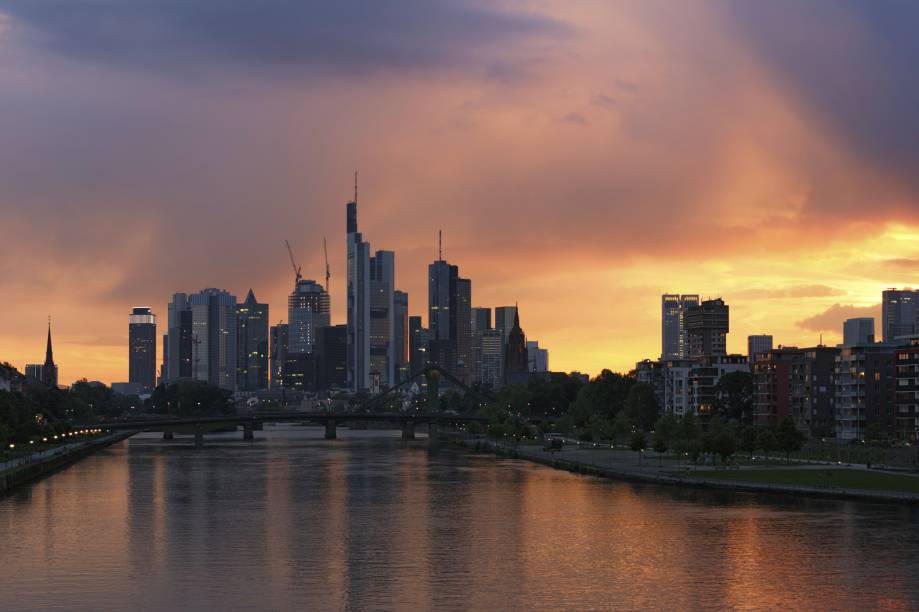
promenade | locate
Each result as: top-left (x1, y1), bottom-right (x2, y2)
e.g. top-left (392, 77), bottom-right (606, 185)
top-left (469, 439), bottom-right (919, 505)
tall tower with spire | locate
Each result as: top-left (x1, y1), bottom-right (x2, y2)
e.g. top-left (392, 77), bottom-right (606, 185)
top-left (42, 317), bottom-right (59, 388)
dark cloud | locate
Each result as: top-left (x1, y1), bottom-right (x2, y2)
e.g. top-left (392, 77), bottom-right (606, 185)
top-left (721, 0), bottom-right (919, 195)
top-left (2, 0), bottom-right (569, 75)
top-left (796, 303), bottom-right (880, 333)
top-left (562, 111), bottom-right (587, 125)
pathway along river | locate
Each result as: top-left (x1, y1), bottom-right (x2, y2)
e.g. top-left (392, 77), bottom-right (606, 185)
top-left (2, 426), bottom-right (919, 611)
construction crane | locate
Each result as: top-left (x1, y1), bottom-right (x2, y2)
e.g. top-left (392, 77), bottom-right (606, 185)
top-left (323, 236), bottom-right (331, 293)
top-left (285, 239), bottom-right (302, 285)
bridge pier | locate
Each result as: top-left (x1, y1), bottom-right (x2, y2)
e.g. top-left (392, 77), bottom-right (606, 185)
top-left (243, 423), bottom-right (254, 441)
top-left (324, 420), bottom-right (337, 440)
top-left (162, 431), bottom-right (174, 441)
top-left (194, 432), bottom-right (204, 449)
top-left (401, 420), bottom-right (416, 441)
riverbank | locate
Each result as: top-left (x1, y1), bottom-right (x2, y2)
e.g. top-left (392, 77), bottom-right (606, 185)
top-left (462, 438), bottom-right (919, 506)
top-left (0, 431), bottom-right (135, 496)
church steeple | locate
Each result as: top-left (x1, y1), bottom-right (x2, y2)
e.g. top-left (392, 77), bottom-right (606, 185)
top-left (44, 317), bottom-right (55, 368)
top-left (42, 317), bottom-right (59, 388)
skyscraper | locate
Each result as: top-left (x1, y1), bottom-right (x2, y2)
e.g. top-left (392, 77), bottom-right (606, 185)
top-left (882, 289), bottom-right (919, 342)
top-left (316, 324), bottom-right (347, 390)
top-left (237, 290), bottom-right (269, 390)
top-left (428, 256), bottom-right (472, 382)
top-left (346, 197), bottom-right (371, 391)
top-left (843, 317), bottom-right (875, 347)
top-left (479, 328), bottom-right (504, 389)
top-left (128, 307), bottom-right (157, 391)
top-left (747, 334), bottom-right (773, 364)
top-left (393, 291), bottom-right (409, 384)
top-left (41, 320), bottom-right (58, 388)
top-left (369, 250), bottom-right (395, 389)
top-left (289, 280), bottom-right (330, 354)
top-left (165, 293), bottom-right (193, 383)
top-left (494, 306), bottom-right (518, 343)
top-left (685, 298), bottom-right (728, 358)
top-left (181, 288), bottom-right (238, 390)
top-left (662, 294), bottom-right (700, 359)
top-left (471, 307), bottom-right (492, 383)
top-left (409, 315), bottom-right (429, 376)
top-left (269, 323), bottom-right (289, 388)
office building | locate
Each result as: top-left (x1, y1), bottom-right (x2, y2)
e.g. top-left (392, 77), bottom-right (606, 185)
top-left (494, 306), bottom-right (518, 343)
top-left (685, 298), bottom-right (729, 358)
top-left (471, 307), bottom-right (492, 384)
top-left (428, 257), bottom-right (473, 383)
top-left (526, 340), bottom-right (549, 373)
top-left (369, 250), bottom-right (396, 390)
top-left (662, 294), bottom-right (700, 359)
top-left (128, 307), bottom-right (157, 391)
top-left (346, 197), bottom-right (371, 391)
top-left (317, 324), bottom-right (348, 390)
top-left (409, 316), bottom-right (429, 376)
top-left (289, 280), bottom-right (330, 354)
top-left (479, 328), bottom-right (504, 389)
top-left (393, 291), bottom-right (409, 384)
top-left (237, 290), bottom-right (269, 391)
top-left (689, 354), bottom-right (748, 419)
top-left (269, 323), bottom-right (289, 388)
top-left (882, 288), bottom-right (919, 342)
top-left (165, 293), bottom-right (193, 383)
top-left (747, 335), bottom-right (773, 365)
top-left (166, 288), bottom-right (238, 390)
top-left (843, 317), bottom-right (875, 347)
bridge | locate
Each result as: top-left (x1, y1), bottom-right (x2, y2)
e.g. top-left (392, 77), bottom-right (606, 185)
top-left (76, 411), bottom-right (503, 448)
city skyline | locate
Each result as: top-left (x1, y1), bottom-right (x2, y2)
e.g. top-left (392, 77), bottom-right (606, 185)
top-left (2, 1), bottom-right (918, 384)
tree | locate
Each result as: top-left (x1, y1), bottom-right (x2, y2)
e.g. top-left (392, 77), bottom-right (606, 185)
top-left (739, 425), bottom-right (758, 461)
top-left (568, 370), bottom-right (635, 423)
top-left (711, 429), bottom-right (736, 465)
top-left (630, 430), bottom-right (647, 465)
top-left (864, 422), bottom-right (883, 444)
top-left (713, 371), bottom-right (754, 424)
top-left (486, 423), bottom-right (506, 443)
top-left (466, 421), bottom-right (484, 436)
top-left (624, 383), bottom-right (660, 431)
top-left (756, 428), bottom-right (778, 462)
top-left (775, 417), bottom-right (805, 462)
top-left (653, 429), bottom-right (669, 466)
top-left (611, 411), bottom-right (634, 442)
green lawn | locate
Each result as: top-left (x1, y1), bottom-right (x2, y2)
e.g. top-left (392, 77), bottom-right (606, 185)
top-left (691, 468), bottom-right (919, 494)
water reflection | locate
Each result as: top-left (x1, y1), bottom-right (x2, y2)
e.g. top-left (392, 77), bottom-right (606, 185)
top-left (1, 425), bottom-right (918, 611)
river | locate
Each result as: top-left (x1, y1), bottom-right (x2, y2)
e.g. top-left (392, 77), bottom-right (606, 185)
top-left (2, 425), bottom-right (918, 611)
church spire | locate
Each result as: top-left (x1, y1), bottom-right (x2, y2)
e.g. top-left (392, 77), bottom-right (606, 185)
top-left (44, 316), bottom-right (55, 367)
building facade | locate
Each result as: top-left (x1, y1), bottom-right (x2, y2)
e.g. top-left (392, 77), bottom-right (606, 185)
top-left (747, 334), bottom-right (773, 365)
top-left (346, 199), bottom-right (371, 391)
top-left (526, 340), bottom-right (549, 373)
top-left (882, 289), bottom-right (919, 342)
top-left (662, 294), bottom-right (700, 359)
top-left (895, 340), bottom-right (919, 441)
top-left (393, 290), bottom-right (409, 384)
top-left (369, 250), bottom-right (395, 390)
top-left (843, 317), bottom-right (875, 347)
top-left (128, 307), bottom-right (157, 391)
top-left (835, 344), bottom-right (897, 441)
top-left (236, 290), bottom-right (269, 391)
top-left (685, 298), bottom-right (728, 358)
top-left (269, 323), bottom-right (289, 389)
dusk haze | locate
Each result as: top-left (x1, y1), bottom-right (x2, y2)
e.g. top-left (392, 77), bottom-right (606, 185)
top-left (2, 2), bottom-right (919, 611)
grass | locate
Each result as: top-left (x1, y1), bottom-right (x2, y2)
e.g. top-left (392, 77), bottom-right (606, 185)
top-left (691, 468), bottom-right (919, 494)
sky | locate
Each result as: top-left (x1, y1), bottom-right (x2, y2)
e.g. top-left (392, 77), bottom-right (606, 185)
top-left (1, 0), bottom-right (918, 385)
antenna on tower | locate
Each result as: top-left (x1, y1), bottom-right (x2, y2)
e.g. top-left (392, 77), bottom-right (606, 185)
top-left (438, 230), bottom-right (443, 260)
top-left (354, 170), bottom-right (358, 204)
top-left (323, 236), bottom-right (331, 293)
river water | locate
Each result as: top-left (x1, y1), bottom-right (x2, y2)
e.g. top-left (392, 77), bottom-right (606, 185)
top-left (2, 425), bottom-right (918, 611)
